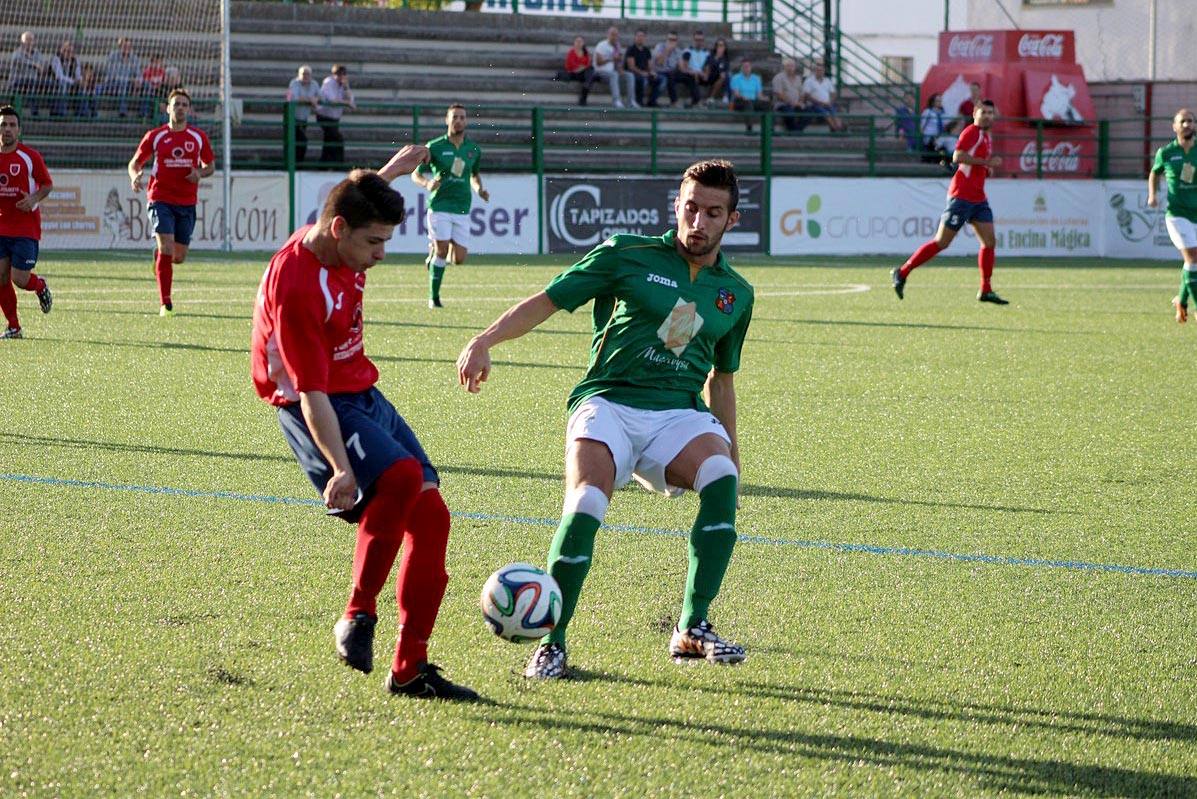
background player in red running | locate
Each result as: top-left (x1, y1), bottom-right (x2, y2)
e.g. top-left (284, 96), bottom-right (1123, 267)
top-left (128, 88), bottom-right (214, 317)
top-left (0, 105), bottom-right (54, 340)
top-left (891, 99), bottom-right (1009, 305)
top-left (250, 144), bottom-right (479, 702)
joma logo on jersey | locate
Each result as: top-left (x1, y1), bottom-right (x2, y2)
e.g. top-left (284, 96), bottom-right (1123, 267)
top-left (646, 273), bottom-right (678, 288)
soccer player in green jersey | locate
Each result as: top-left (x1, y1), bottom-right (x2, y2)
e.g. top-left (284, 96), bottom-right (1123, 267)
top-left (411, 104), bottom-right (488, 309)
top-left (456, 160), bottom-right (754, 679)
top-left (1148, 108), bottom-right (1197, 323)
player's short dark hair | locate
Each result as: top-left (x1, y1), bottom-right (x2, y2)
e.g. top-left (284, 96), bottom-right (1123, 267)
top-left (320, 169), bottom-right (406, 230)
top-left (167, 88), bottom-right (190, 104)
top-left (681, 159), bottom-right (739, 213)
top-left (447, 103), bottom-right (466, 114)
top-left (980, 99), bottom-right (995, 109)
top-left (0, 105), bottom-right (19, 123)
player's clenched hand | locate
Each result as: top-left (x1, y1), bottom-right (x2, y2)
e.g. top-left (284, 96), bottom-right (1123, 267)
top-left (130, 174), bottom-right (143, 193)
top-left (186, 168), bottom-right (202, 184)
top-left (987, 156), bottom-right (1002, 169)
top-left (456, 338), bottom-right (491, 394)
top-left (15, 194), bottom-right (35, 212)
top-left (324, 469), bottom-right (358, 511)
top-left (477, 188), bottom-right (490, 202)
top-left (1147, 195), bottom-right (1159, 208)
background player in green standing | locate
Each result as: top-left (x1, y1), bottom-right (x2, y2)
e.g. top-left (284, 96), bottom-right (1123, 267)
top-left (456, 159), bottom-right (754, 680)
top-left (1148, 108), bottom-right (1197, 323)
top-left (411, 104), bottom-right (488, 308)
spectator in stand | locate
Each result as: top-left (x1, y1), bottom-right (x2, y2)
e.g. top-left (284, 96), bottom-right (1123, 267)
top-left (562, 36), bottom-right (596, 106)
top-left (703, 38), bottom-right (731, 106)
top-left (958, 81), bottom-right (983, 120)
top-left (920, 93), bottom-right (956, 164)
top-left (50, 39), bottom-right (82, 117)
top-left (102, 37), bottom-right (142, 118)
top-left (772, 57), bottom-right (807, 132)
top-left (893, 92), bottom-right (919, 151)
top-left (651, 31), bottom-right (684, 107)
top-left (285, 64), bottom-right (321, 163)
top-left (140, 53), bottom-right (166, 119)
top-left (802, 60), bottom-right (845, 132)
top-left (729, 58), bottom-right (768, 133)
top-left (318, 63), bottom-right (355, 165)
top-left (9, 32), bottom-right (47, 117)
top-left (78, 63), bottom-right (100, 118)
top-left (624, 29), bottom-right (658, 108)
top-left (674, 29), bottom-right (707, 107)
top-left (593, 26), bottom-right (634, 109)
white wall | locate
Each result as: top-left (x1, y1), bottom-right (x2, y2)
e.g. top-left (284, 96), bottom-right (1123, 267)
top-left (966, 0), bottom-right (1194, 81)
top-left (837, 0), bottom-right (969, 81)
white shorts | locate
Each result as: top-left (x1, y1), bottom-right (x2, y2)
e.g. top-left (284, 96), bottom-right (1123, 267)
top-left (427, 210), bottom-right (470, 246)
top-left (1166, 215), bottom-right (1197, 251)
top-left (565, 395), bottom-right (731, 497)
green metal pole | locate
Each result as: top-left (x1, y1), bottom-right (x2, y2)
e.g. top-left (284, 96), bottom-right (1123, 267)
top-left (867, 115), bottom-right (876, 176)
top-left (1036, 120), bottom-right (1044, 180)
top-left (512, 0), bottom-right (518, 13)
top-left (533, 107), bottom-right (544, 254)
top-left (721, 0), bottom-right (728, 24)
top-left (650, 109), bottom-right (659, 175)
top-left (412, 104), bottom-right (420, 144)
top-left (943, 0), bottom-right (949, 31)
top-left (1097, 119), bottom-right (1109, 179)
top-left (284, 101), bottom-right (296, 233)
top-left (762, 113), bottom-right (773, 255)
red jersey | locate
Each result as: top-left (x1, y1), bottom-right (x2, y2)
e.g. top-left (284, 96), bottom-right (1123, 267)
top-left (0, 144), bottom-right (52, 241)
top-left (133, 124), bottom-right (214, 206)
top-left (947, 124), bottom-right (991, 203)
top-left (251, 226), bottom-right (379, 407)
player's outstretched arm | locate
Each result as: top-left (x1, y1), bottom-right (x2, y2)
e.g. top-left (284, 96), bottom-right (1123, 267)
top-left (299, 390), bottom-right (358, 511)
top-left (378, 144), bottom-right (429, 183)
top-left (456, 291), bottom-right (559, 394)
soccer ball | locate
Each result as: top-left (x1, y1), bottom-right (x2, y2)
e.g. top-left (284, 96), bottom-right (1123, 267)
top-left (480, 563), bottom-right (562, 643)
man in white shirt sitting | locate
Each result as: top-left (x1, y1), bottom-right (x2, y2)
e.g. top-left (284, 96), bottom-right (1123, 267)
top-left (594, 26), bottom-right (636, 109)
top-left (801, 61), bottom-right (845, 132)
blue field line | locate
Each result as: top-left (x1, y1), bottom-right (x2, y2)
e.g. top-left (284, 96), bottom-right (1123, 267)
top-left (4, 471), bottom-right (1196, 581)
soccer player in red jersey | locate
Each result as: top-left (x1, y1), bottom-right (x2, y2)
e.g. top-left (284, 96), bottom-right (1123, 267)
top-left (0, 105), bottom-right (54, 339)
top-left (892, 99), bottom-right (1009, 305)
top-left (128, 89), bottom-right (214, 317)
top-left (251, 144), bottom-right (479, 702)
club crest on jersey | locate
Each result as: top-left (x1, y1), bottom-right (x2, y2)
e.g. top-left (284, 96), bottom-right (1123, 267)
top-left (8, 163), bottom-right (19, 176)
top-left (656, 297), bottom-right (704, 356)
top-left (715, 288), bottom-right (736, 314)
top-left (184, 141), bottom-right (196, 153)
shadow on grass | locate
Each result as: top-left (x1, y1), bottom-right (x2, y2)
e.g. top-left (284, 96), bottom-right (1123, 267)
top-left (740, 483), bottom-right (1066, 515)
top-left (37, 336), bottom-right (577, 371)
top-left (474, 697), bottom-right (1196, 795)
top-left (1, 430), bottom-right (1057, 515)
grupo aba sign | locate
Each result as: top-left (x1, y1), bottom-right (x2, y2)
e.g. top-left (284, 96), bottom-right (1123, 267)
top-left (771, 177), bottom-right (1100, 257)
top-left (40, 170), bottom-right (287, 251)
top-left (295, 172), bottom-right (537, 255)
top-left (544, 175), bottom-right (763, 254)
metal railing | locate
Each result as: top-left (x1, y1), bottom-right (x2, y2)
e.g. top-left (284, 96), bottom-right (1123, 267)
top-left (5, 91), bottom-right (1174, 183)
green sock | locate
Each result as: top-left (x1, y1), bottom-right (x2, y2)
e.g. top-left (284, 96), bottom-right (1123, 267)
top-left (429, 265), bottom-right (445, 301)
top-left (680, 475), bottom-right (739, 629)
top-left (544, 512), bottom-right (600, 647)
top-left (1181, 268), bottom-right (1197, 308)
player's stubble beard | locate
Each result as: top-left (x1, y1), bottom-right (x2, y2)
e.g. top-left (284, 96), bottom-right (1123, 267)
top-left (677, 219), bottom-right (730, 260)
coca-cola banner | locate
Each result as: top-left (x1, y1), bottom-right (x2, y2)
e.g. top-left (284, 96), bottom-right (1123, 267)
top-left (940, 30), bottom-right (1075, 64)
top-left (771, 177), bottom-right (1102, 258)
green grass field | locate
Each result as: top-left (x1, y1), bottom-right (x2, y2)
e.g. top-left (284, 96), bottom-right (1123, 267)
top-left (2, 250), bottom-right (1196, 797)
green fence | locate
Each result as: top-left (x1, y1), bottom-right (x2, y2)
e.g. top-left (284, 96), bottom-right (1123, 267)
top-left (3, 91), bottom-right (1175, 183)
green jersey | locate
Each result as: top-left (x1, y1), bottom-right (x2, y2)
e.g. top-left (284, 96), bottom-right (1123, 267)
top-left (544, 231), bottom-right (754, 414)
top-left (1152, 140), bottom-right (1197, 223)
top-left (418, 134), bottom-right (482, 215)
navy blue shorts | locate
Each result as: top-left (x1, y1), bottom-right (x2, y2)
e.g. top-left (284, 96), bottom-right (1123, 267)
top-left (0, 236), bottom-right (38, 271)
top-left (941, 197), bottom-right (993, 231)
top-left (278, 387), bottom-right (439, 524)
top-left (148, 201), bottom-right (197, 245)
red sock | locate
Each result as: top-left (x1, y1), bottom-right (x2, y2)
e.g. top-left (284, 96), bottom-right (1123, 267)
top-left (154, 250), bottom-right (173, 307)
top-left (391, 487), bottom-right (451, 681)
top-left (0, 276), bottom-right (18, 329)
top-left (21, 273), bottom-right (45, 294)
top-left (978, 247), bottom-right (995, 293)
top-left (345, 458), bottom-right (424, 619)
top-left (899, 240), bottom-right (943, 279)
